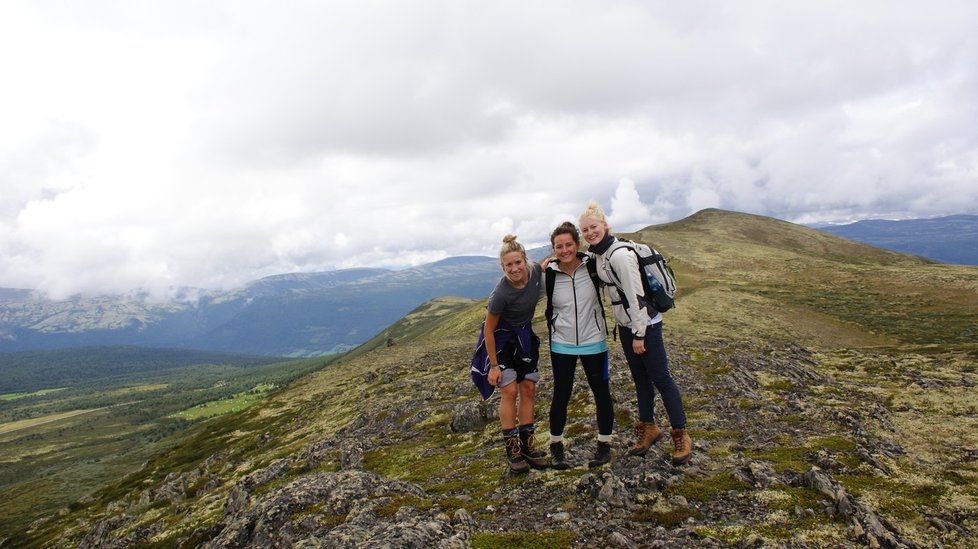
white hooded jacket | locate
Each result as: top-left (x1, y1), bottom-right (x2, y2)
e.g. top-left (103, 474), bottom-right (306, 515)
top-left (545, 254), bottom-right (607, 347)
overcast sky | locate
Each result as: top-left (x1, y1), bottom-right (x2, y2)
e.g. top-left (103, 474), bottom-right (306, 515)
top-left (2, 1), bottom-right (976, 299)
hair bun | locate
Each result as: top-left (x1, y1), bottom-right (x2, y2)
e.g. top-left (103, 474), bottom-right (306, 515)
top-left (502, 234), bottom-right (518, 244)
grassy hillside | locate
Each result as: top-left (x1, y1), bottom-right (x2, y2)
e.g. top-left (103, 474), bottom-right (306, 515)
top-left (8, 209), bottom-right (977, 548)
top-left (343, 296), bottom-right (480, 360)
top-left (0, 349), bottom-right (332, 537)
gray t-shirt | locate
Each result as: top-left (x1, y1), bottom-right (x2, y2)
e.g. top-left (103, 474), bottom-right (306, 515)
top-left (487, 262), bottom-right (544, 327)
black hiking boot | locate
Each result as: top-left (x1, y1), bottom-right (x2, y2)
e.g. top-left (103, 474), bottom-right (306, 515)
top-left (588, 441), bottom-right (612, 468)
top-left (519, 429), bottom-right (546, 459)
top-left (550, 442), bottom-right (570, 470)
top-left (504, 435), bottom-right (529, 474)
top-left (519, 431), bottom-right (548, 469)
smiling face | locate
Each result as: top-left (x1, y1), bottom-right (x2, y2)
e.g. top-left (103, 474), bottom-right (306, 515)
top-left (501, 250), bottom-right (528, 286)
top-left (552, 232), bottom-right (580, 265)
top-left (579, 216), bottom-right (609, 246)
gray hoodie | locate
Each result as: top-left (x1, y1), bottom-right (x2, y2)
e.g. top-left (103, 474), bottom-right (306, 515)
top-left (546, 255), bottom-right (607, 347)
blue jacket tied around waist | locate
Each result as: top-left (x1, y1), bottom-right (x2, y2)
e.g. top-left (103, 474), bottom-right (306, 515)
top-left (470, 318), bottom-right (540, 400)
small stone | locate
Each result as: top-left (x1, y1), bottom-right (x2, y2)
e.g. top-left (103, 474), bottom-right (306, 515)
top-left (608, 531), bottom-right (638, 548)
top-left (668, 495), bottom-right (689, 508)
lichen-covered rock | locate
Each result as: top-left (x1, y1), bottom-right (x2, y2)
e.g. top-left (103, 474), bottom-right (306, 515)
top-left (202, 470), bottom-right (433, 548)
top-left (448, 400), bottom-right (485, 433)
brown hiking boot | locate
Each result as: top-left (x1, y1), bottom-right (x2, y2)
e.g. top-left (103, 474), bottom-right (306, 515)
top-left (504, 435), bottom-right (529, 473)
top-left (628, 420), bottom-right (665, 456)
top-left (671, 428), bottom-right (692, 466)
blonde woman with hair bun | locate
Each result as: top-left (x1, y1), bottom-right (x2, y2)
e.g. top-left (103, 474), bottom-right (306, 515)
top-left (471, 234), bottom-right (547, 473)
top-left (579, 201), bottom-right (692, 466)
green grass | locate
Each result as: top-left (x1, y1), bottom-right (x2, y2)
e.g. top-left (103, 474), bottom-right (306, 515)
top-left (669, 472), bottom-right (747, 502)
top-left (170, 384), bottom-right (277, 420)
top-left (0, 388), bottom-right (69, 401)
top-left (836, 473), bottom-right (946, 520)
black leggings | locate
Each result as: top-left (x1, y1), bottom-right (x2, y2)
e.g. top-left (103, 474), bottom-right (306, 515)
top-left (549, 351), bottom-right (614, 437)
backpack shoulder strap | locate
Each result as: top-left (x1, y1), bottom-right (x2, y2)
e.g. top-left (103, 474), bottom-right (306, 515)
top-left (544, 267), bottom-right (557, 332)
top-left (583, 256), bottom-right (608, 335)
top-left (584, 255), bottom-right (600, 293)
top-left (604, 240), bottom-right (635, 288)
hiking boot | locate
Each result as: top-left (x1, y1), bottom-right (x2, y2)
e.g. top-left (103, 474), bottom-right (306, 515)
top-left (519, 429), bottom-right (547, 459)
top-left (517, 433), bottom-right (547, 469)
top-left (671, 428), bottom-right (692, 466)
top-left (550, 442), bottom-right (571, 470)
top-left (504, 435), bottom-right (529, 473)
top-left (588, 441), bottom-right (612, 468)
top-left (628, 420), bottom-right (665, 456)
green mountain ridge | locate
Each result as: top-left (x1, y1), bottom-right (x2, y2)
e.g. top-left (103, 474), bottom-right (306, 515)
top-left (6, 208), bottom-right (977, 548)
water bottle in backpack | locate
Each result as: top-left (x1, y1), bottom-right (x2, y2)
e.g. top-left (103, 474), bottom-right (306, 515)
top-left (607, 239), bottom-right (677, 313)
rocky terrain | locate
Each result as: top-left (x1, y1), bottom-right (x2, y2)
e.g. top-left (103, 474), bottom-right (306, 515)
top-left (7, 209), bottom-right (977, 548)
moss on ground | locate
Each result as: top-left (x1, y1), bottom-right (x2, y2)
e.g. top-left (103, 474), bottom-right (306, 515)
top-left (670, 472), bottom-right (747, 502)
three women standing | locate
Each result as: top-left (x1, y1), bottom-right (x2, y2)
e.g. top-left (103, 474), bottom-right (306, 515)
top-left (477, 207), bottom-right (691, 472)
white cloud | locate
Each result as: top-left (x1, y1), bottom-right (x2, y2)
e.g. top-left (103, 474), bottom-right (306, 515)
top-left (608, 179), bottom-right (655, 232)
top-left (1, 0), bottom-right (977, 298)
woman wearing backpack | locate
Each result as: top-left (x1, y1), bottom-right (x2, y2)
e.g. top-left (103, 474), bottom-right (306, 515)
top-left (545, 222), bottom-right (615, 469)
top-left (481, 234), bottom-right (548, 473)
top-left (578, 201), bottom-right (692, 466)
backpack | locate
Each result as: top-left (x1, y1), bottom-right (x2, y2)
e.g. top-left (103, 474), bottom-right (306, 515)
top-left (606, 239), bottom-right (677, 314)
top-left (545, 255), bottom-right (603, 333)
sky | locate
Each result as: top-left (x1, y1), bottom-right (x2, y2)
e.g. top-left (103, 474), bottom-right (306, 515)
top-left (2, 1), bottom-right (976, 300)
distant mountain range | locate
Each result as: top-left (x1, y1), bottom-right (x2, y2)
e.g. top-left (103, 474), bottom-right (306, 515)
top-left (814, 214), bottom-right (978, 265)
top-left (0, 250), bottom-right (550, 357)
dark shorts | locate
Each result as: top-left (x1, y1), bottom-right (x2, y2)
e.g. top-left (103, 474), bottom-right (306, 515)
top-left (499, 360), bottom-right (540, 387)
top-left (497, 336), bottom-right (540, 387)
